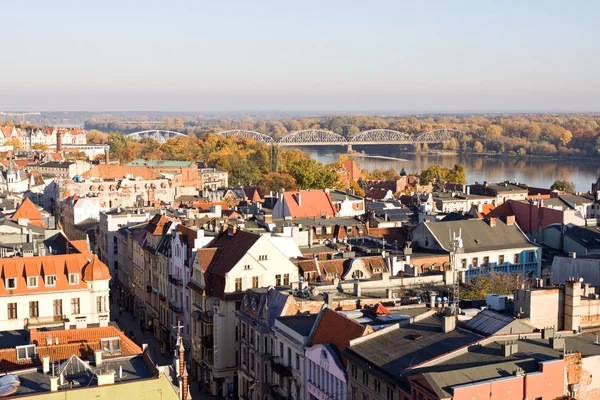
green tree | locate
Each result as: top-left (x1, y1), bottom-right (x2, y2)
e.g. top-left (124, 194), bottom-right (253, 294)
top-left (289, 159), bottom-right (340, 189)
top-left (550, 179), bottom-right (575, 193)
top-left (229, 157), bottom-right (262, 187)
top-left (446, 164), bottom-right (467, 184)
top-left (460, 272), bottom-right (524, 300)
top-left (32, 143), bottom-right (49, 151)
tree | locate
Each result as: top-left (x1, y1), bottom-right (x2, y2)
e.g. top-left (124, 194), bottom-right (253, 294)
top-left (32, 143), bottom-right (49, 151)
top-left (473, 141), bottom-right (484, 153)
top-left (560, 130), bottom-right (573, 147)
top-left (228, 157), bottom-right (262, 187)
top-left (65, 151), bottom-right (88, 161)
top-left (460, 272), bottom-right (524, 300)
top-left (446, 164), bottom-right (467, 184)
top-left (349, 180), bottom-right (365, 196)
top-left (87, 129), bottom-right (108, 144)
top-left (289, 159), bottom-right (340, 189)
top-left (4, 138), bottom-right (22, 149)
top-left (258, 172), bottom-right (297, 193)
top-left (550, 179), bottom-right (575, 193)
top-left (3, 120), bottom-right (14, 127)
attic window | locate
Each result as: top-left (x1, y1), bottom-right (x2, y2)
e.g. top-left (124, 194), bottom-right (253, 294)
top-left (69, 273), bottom-right (79, 285)
top-left (16, 344), bottom-right (36, 361)
top-left (100, 338), bottom-right (121, 354)
top-left (45, 275), bottom-right (56, 287)
top-left (258, 255), bottom-right (268, 261)
top-left (27, 276), bottom-right (38, 288)
top-left (244, 264), bottom-right (252, 270)
top-left (6, 278), bottom-right (16, 290)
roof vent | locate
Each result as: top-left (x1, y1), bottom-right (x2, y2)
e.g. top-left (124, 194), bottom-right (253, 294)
top-left (407, 334), bottom-right (423, 341)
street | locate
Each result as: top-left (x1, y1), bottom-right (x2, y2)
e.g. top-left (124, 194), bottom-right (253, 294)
top-left (111, 303), bottom-right (219, 400)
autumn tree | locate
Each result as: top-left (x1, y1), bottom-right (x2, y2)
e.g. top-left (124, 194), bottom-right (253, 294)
top-left (87, 129), bottom-right (108, 144)
top-left (259, 172), bottom-right (297, 193)
top-left (288, 159), bottom-right (340, 189)
top-left (4, 138), bottom-right (22, 149)
top-left (460, 272), bottom-right (525, 300)
top-left (32, 143), bottom-right (49, 151)
top-left (550, 179), bottom-right (575, 193)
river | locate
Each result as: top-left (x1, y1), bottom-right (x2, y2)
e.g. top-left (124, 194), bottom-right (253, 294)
top-left (303, 147), bottom-right (600, 192)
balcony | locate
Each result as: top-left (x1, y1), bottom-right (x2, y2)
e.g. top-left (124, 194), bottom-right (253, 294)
top-left (169, 303), bottom-right (183, 314)
top-left (270, 357), bottom-right (292, 377)
top-left (200, 335), bottom-right (214, 348)
top-left (25, 314), bottom-right (67, 328)
top-left (159, 293), bottom-right (167, 302)
top-left (270, 385), bottom-right (289, 400)
top-left (169, 275), bottom-right (183, 287)
top-left (200, 310), bottom-right (214, 323)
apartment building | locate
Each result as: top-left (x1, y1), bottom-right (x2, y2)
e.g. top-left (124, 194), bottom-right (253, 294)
top-left (0, 253), bottom-right (111, 331)
top-left (199, 168), bottom-right (228, 190)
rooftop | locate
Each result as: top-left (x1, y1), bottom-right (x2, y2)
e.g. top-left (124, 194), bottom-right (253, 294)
top-left (276, 314), bottom-right (319, 337)
top-left (126, 159), bottom-right (195, 168)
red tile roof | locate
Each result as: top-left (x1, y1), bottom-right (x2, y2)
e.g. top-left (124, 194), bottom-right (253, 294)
top-left (0, 326), bottom-right (142, 374)
top-left (0, 253), bottom-right (110, 295)
top-left (11, 198), bottom-right (44, 228)
top-left (196, 248), bottom-right (218, 273)
top-left (368, 303), bottom-right (390, 316)
top-left (282, 190), bottom-right (336, 218)
top-left (311, 308), bottom-right (371, 353)
top-left (144, 214), bottom-right (174, 235)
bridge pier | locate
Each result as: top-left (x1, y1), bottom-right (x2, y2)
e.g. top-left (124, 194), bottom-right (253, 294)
top-left (347, 144), bottom-right (352, 152)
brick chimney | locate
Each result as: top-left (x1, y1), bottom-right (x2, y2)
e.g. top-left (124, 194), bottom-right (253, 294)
top-left (104, 144), bottom-right (110, 164)
top-left (486, 217), bottom-right (497, 227)
top-left (179, 343), bottom-right (185, 377)
top-left (181, 362), bottom-right (189, 400)
top-left (56, 130), bottom-right (64, 152)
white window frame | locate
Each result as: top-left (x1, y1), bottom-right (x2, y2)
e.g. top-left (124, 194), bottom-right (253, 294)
top-left (100, 337), bottom-right (121, 354)
top-left (45, 275), bottom-right (56, 287)
top-left (69, 273), bottom-right (79, 285)
top-left (16, 344), bottom-right (36, 361)
top-left (27, 276), bottom-right (38, 288)
top-left (6, 278), bottom-right (16, 290)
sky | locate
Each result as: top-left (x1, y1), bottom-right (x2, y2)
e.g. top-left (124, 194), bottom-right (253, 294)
top-left (1, 0), bottom-right (599, 112)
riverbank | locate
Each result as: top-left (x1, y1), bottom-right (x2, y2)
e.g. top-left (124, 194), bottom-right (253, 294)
top-left (344, 153), bottom-right (410, 162)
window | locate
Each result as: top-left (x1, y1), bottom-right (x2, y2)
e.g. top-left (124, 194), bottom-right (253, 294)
top-left (16, 345), bottom-right (36, 361)
top-left (362, 371), bottom-right (369, 386)
top-left (471, 257), bottom-right (478, 268)
top-left (279, 342), bottom-right (283, 357)
top-left (528, 251), bottom-right (535, 263)
top-left (363, 395), bottom-right (369, 400)
top-left (287, 347), bottom-right (292, 366)
top-left (514, 253), bottom-right (520, 264)
top-left (351, 387), bottom-right (357, 400)
top-left (275, 274), bottom-right (281, 286)
top-left (461, 259), bottom-right (466, 269)
top-left (374, 379), bottom-right (381, 393)
top-left (7, 303), bottom-right (17, 319)
top-left (29, 301), bottom-right (39, 318)
top-left (283, 274), bottom-right (290, 286)
top-left (386, 387), bottom-right (393, 400)
top-left (71, 298), bottom-right (80, 314)
top-left (498, 255), bottom-right (505, 264)
top-left (97, 296), bottom-right (105, 312)
top-left (45, 275), bottom-right (56, 287)
top-left (101, 338), bottom-right (121, 354)
top-left (295, 353), bottom-right (300, 369)
top-left (244, 264), bottom-right (251, 270)
top-left (235, 278), bottom-right (242, 291)
top-left (252, 276), bottom-right (259, 288)
top-left (483, 256), bottom-right (489, 266)
top-left (27, 276), bottom-right (38, 288)
top-left (258, 255), bottom-right (268, 261)
top-left (53, 299), bottom-right (62, 316)
top-left (351, 364), bottom-right (358, 379)
top-left (6, 278), bottom-right (16, 290)
top-left (69, 273), bottom-right (79, 285)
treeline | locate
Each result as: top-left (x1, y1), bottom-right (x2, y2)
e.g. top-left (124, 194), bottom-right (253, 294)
top-left (84, 114), bottom-right (600, 157)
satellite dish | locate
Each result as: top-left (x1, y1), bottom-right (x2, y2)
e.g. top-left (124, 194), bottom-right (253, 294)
top-left (579, 278), bottom-right (584, 283)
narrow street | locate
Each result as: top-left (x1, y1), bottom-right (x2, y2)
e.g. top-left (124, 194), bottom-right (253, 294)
top-left (110, 302), bottom-right (219, 400)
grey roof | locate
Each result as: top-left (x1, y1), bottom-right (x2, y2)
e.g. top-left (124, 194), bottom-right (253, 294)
top-left (424, 219), bottom-right (535, 253)
top-left (345, 316), bottom-right (480, 377)
top-left (329, 190), bottom-right (363, 202)
top-left (560, 193), bottom-right (595, 206)
top-left (413, 332), bottom-right (600, 398)
top-left (127, 159), bottom-right (195, 168)
top-left (540, 197), bottom-right (574, 210)
top-left (463, 309), bottom-right (535, 336)
top-left (271, 217), bottom-right (363, 228)
top-left (375, 208), bottom-right (413, 222)
top-left (276, 314), bottom-right (319, 337)
top-left (565, 226), bottom-right (600, 250)
top-left (28, 161), bottom-right (76, 168)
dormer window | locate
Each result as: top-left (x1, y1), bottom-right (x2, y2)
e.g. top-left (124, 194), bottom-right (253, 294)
top-left (244, 264), bottom-right (251, 270)
top-left (6, 278), bottom-right (16, 290)
top-left (45, 275), bottom-right (56, 287)
top-left (100, 337), bottom-right (121, 354)
top-left (27, 276), bottom-right (38, 288)
top-left (16, 344), bottom-right (36, 361)
top-left (258, 255), bottom-right (268, 261)
top-left (69, 273), bottom-right (79, 285)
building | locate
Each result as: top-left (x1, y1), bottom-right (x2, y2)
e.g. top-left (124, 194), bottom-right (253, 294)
top-left (0, 253), bottom-right (111, 330)
top-left (273, 190), bottom-right (337, 219)
top-left (412, 217), bottom-right (541, 282)
top-left (0, 325), bottom-right (183, 400)
top-left (200, 167), bottom-right (229, 190)
top-left (190, 227), bottom-right (300, 397)
top-left (97, 208), bottom-right (152, 278)
top-left (127, 159), bottom-right (200, 188)
top-left (467, 181), bottom-right (529, 204)
top-left (328, 189), bottom-right (365, 217)
top-left (26, 160), bottom-right (90, 178)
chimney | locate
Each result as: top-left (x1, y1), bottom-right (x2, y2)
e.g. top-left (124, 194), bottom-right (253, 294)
top-left (565, 279), bottom-right (582, 331)
top-left (487, 217), bottom-right (497, 227)
top-left (506, 215), bottom-right (515, 225)
top-left (501, 341), bottom-right (518, 356)
top-left (50, 376), bottom-right (59, 392)
top-left (56, 130), bottom-right (63, 152)
top-left (42, 355), bottom-right (50, 374)
top-left (297, 193), bottom-right (302, 207)
top-left (104, 145), bottom-right (110, 164)
top-left (94, 350), bottom-right (103, 366)
top-left (443, 308), bottom-right (456, 333)
top-left (181, 363), bottom-right (189, 400)
top-left (466, 186), bottom-right (470, 195)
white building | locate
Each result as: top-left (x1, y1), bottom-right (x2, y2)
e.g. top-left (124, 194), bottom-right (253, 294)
top-left (98, 208), bottom-right (152, 276)
top-left (0, 253), bottom-right (111, 331)
top-left (412, 217), bottom-right (541, 282)
top-left (329, 189), bottom-right (365, 218)
top-left (190, 227), bottom-right (300, 397)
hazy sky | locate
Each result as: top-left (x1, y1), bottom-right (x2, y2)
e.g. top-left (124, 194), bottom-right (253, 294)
top-left (2, 0), bottom-right (599, 112)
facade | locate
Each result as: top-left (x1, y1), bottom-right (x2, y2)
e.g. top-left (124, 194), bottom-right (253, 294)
top-left (467, 181), bottom-right (529, 204)
top-left (200, 168), bottom-right (229, 190)
top-left (190, 227), bottom-right (300, 397)
top-left (328, 190), bottom-right (365, 217)
top-left (61, 196), bottom-right (103, 243)
top-left (97, 208), bottom-right (152, 278)
top-left (412, 217), bottom-right (541, 282)
top-left (0, 253), bottom-right (111, 330)
top-left (22, 127), bottom-right (87, 149)
top-left (26, 160), bottom-right (90, 178)
top-left (127, 159), bottom-right (200, 188)
top-left (305, 344), bottom-right (347, 400)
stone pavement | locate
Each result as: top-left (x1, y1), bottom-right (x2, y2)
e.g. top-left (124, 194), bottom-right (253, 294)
top-left (111, 305), bottom-right (219, 400)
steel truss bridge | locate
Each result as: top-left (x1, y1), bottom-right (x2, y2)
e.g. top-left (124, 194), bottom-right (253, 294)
top-left (126, 128), bottom-right (466, 149)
